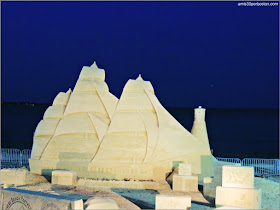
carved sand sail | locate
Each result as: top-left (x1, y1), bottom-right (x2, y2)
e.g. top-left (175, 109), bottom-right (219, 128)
top-left (30, 62), bottom-right (118, 162)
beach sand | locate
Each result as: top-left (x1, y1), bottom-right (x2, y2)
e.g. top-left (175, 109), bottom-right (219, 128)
top-left (1, 176), bottom-right (277, 209)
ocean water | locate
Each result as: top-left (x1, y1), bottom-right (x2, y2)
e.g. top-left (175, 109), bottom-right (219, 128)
top-left (1, 103), bottom-right (279, 159)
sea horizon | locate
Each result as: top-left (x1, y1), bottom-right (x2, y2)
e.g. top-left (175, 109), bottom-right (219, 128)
top-left (1, 102), bottom-right (279, 159)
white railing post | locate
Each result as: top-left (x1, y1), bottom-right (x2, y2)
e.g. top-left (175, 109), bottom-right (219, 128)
top-left (20, 151), bottom-right (23, 167)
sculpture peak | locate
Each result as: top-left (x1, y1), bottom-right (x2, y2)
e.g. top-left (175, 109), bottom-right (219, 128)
top-left (196, 106), bottom-right (205, 110)
top-left (91, 61), bottom-right (98, 68)
top-left (136, 74), bottom-right (144, 81)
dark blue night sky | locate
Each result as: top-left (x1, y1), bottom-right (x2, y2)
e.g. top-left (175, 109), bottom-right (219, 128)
top-left (1, 1), bottom-right (279, 108)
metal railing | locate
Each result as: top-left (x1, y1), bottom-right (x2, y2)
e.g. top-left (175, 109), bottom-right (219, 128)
top-left (242, 158), bottom-right (279, 176)
top-left (22, 149), bottom-right (32, 166)
top-left (0, 148), bottom-right (22, 168)
top-left (216, 157), bottom-right (241, 164)
top-left (0, 148), bottom-right (31, 168)
top-left (0, 148), bottom-right (279, 176)
top-left (216, 157), bottom-right (280, 176)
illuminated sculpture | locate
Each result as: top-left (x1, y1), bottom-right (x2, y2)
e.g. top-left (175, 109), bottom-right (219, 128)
top-left (29, 62), bottom-right (214, 181)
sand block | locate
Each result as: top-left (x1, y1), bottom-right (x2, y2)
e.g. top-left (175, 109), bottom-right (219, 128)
top-left (0, 168), bottom-right (27, 185)
top-left (84, 197), bottom-right (119, 209)
top-left (216, 186), bottom-right (261, 209)
top-left (1, 188), bottom-right (83, 210)
top-left (173, 174), bottom-right (198, 192)
top-left (214, 161), bottom-right (241, 184)
top-left (222, 165), bottom-right (254, 188)
top-left (178, 163), bottom-right (192, 176)
top-left (1, 168), bottom-right (48, 186)
top-left (52, 170), bottom-right (77, 185)
top-left (155, 194), bottom-right (191, 209)
top-left (203, 161), bottom-right (242, 200)
top-left (204, 177), bottom-right (213, 184)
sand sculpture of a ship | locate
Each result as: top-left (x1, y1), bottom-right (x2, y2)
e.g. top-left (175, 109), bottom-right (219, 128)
top-left (29, 62), bottom-right (215, 181)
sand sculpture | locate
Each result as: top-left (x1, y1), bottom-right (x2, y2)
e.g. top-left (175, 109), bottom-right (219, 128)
top-left (29, 62), bottom-right (215, 181)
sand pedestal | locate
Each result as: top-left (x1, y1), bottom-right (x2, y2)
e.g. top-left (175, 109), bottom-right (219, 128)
top-left (178, 163), bottom-right (192, 176)
top-left (215, 166), bottom-right (261, 209)
top-left (203, 161), bottom-right (241, 200)
top-left (0, 168), bottom-right (27, 185)
top-left (52, 170), bottom-right (77, 186)
top-left (155, 194), bottom-right (191, 209)
top-left (173, 174), bottom-right (198, 192)
top-left (203, 177), bottom-right (213, 184)
top-left (0, 168), bottom-right (47, 186)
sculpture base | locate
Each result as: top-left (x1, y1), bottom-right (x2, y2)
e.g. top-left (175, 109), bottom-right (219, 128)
top-left (29, 154), bottom-right (214, 182)
top-left (29, 159), bottom-right (170, 181)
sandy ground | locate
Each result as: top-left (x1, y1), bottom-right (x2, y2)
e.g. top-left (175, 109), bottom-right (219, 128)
top-left (15, 183), bottom-right (212, 209)
top-left (104, 177), bottom-right (280, 210)
top-left (15, 183), bottom-right (140, 209)
top-left (2, 176), bottom-right (279, 209)
top-left (254, 177), bottom-right (279, 210)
